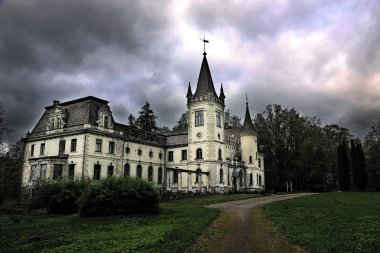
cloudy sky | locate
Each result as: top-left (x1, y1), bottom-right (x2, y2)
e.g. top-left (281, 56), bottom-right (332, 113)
top-left (1, 0), bottom-right (380, 143)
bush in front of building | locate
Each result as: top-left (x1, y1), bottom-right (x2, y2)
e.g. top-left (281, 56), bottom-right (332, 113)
top-left (78, 177), bottom-right (159, 217)
top-left (31, 180), bottom-right (87, 214)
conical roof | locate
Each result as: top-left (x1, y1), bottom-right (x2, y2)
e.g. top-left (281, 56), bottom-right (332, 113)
top-left (193, 55), bottom-right (218, 98)
top-left (242, 103), bottom-right (256, 134)
top-left (186, 82), bottom-right (193, 97)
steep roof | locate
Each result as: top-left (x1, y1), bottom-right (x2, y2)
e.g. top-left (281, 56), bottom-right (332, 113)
top-left (31, 97), bottom-right (108, 134)
top-left (193, 55), bottom-right (218, 98)
top-left (241, 103), bottom-right (256, 134)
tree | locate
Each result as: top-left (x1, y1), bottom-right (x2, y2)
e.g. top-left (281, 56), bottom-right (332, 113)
top-left (364, 119), bottom-right (380, 190)
top-left (337, 139), bottom-right (350, 191)
top-left (128, 114), bottom-right (136, 127)
top-left (0, 104), bottom-right (13, 154)
top-left (224, 109), bottom-right (242, 128)
top-left (173, 112), bottom-right (188, 131)
top-left (136, 101), bottom-right (158, 131)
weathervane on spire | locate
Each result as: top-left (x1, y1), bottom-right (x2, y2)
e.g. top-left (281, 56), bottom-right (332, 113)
top-left (201, 34), bottom-right (209, 55)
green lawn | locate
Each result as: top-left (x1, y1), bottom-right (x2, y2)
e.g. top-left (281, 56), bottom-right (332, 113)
top-left (264, 192), bottom-right (380, 253)
top-left (0, 194), bottom-right (258, 253)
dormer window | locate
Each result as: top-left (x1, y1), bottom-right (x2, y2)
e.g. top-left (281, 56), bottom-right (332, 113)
top-left (47, 105), bottom-right (67, 131)
top-left (104, 116), bottom-right (109, 128)
top-left (97, 105), bottom-right (113, 129)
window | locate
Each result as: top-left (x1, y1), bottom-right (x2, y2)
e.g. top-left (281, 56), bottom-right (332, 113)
top-left (137, 149), bottom-right (142, 156)
top-left (256, 174), bottom-right (259, 186)
top-left (68, 164), bottom-right (75, 179)
top-left (40, 164), bottom-right (47, 179)
top-left (136, 165), bottom-right (142, 178)
top-left (104, 116), bottom-right (109, 128)
top-left (249, 156), bottom-right (252, 164)
top-left (159, 152), bottom-right (163, 160)
top-left (124, 163), bottom-right (130, 177)
top-left (196, 169), bottom-right (201, 183)
top-left (126, 146), bottom-right (130, 154)
top-left (259, 175), bottom-right (262, 186)
top-left (94, 164), bottom-right (101, 180)
top-left (51, 118), bottom-right (55, 129)
top-left (195, 110), bottom-right (204, 126)
top-left (168, 151), bottom-right (174, 162)
top-left (109, 141), bottom-right (115, 154)
top-left (30, 165), bottom-right (38, 180)
top-left (70, 139), bottom-right (77, 152)
top-left (40, 143), bottom-right (45, 155)
top-left (196, 148), bottom-right (203, 160)
top-left (216, 111), bottom-right (221, 127)
top-left (173, 170), bottom-right (179, 184)
top-left (250, 173), bottom-right (253, 185)
top-left (148, 166), bottom-right (153, 181)
top-left (258, 159), bottom-right (261, 168)
top-left (31, 144), bottom-right (35, 156)
top-left (59, 140), bottom-right (66, 155)
top-left (219, 169), bottom-right (223, 183)
top-left (181, 150), bottom-right (187, 160)
top-left (149, 151), bottom-right (153, 158)
top-left (218, 148), bottom-right (222, 160)
top-left (158, 167), bottom-right (163, 184)
top-left (96, 139), bottom-right (102, 152)
top-left (53, 164), bottom-right (63, 180)
top-left (107, 165), bottom-right (114, 176)
top-left (239, 170), bottom-right (243, 186)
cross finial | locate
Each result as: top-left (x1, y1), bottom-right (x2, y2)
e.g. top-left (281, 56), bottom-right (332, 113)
top-left (201, 34), bottom-right (209, 55)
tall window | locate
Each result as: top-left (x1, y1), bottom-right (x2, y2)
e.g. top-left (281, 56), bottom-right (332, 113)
top-left (219, 169), bottom-right (223, 183)
top-left (53, 164), bottom-right (63, 180)
top-left (40, 143), bottom-right (45, 155)
top-left (124, 163), bottom-right (130, 177)
top-left (59, 140), bottom-right (66, 155)
top-left (51, 118), bottom-right (55, 129)
top-left (96, 139), bottom-right (102, 152)
top-left (31, 144), bottom-right (35, 156)
top-left (259, 175), bottom-right (262, 186)
top-left (173, 170), bottom-right (179, 184)
top-left (250, 173), bottom-right (253, 185)
top-left (196, 169), bottom-right (201, 183)
top-left (104, 116), bottom-right (109, 128)
top-left (181, 150), bottom-right (187, 160)
top-left (94, 164), bottom-right (101, 180)
top-left (216, 111), bottom-right (221, 127)
top-left (148, 166), bottom-right (153, 181)
top-left (40, 164), bottom-right (47, 179)
top-left (68, 164), bottom-right (75, 179)
top-left (218, 148), bottom-right (222, 160)
top-left (239, 170), bottom-right (243, 186)
top-left (249, 156), bottom-right (252, 164)
top-left (70, 139), bottom-right (77, 152)
top-left (109, 141), bottom-right (115, 154)
top-left (158, 167), bottom-right (163, 184)
top-left (168, 151), bottom-right (174, 162)
top-left (258, 159), bottom-right (261, 168)
top-left (30, 165), bottom-right (38, 180)
top-left (195, 110), bottom-right (204, 126)
top-left (107, 166), bottom-right (114, 176)
top-left (196, 148), bottom-right (203, 160)
top-left (136, 165), bottom-right (142, 178)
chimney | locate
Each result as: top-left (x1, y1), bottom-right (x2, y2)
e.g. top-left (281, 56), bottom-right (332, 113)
top-left (53, 100), bottom-right (60, 106)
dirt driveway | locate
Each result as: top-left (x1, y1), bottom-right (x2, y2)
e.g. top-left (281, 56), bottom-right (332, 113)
top-left (186, 193), bottom-right (317, 253)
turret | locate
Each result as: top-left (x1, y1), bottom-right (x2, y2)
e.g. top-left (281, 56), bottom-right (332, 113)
top-left (186, 82), bottom-right (193, 105)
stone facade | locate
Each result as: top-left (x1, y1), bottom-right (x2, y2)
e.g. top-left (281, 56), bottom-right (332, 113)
top-left (21, 53), bottom-right (265, 196)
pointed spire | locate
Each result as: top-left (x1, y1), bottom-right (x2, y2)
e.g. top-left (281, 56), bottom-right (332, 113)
top-left (219, 83), bottom-right (225, 99)
top-left (193, 54), bottom-right (218, 98)
top-left (242, 96), bottom-right (256, 134)
top-left (186, 82), bottom-right (193, 98)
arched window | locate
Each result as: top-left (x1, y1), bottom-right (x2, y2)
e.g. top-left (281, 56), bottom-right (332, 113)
top-left (219, 168), bottom-right (223, 183)
top-left (136, 165), bottom-right (142, 178)
top-left (148, 166), bottom-right (153, 181)
top-left (125, 146), bottom-right (130, 154)
top-left (158, 167), bottom-right (163, 184)
top-left (250, 173), bottom-right (253, 185)
top-left (104, 116), bottom-right (109, 128)
top-left (249, 155), bottom-right (252, 164)
top-left (239, 170), bottom-right (243, 186)
top-left (124, 163), bottom-right (130, 177)
top-left (196, 148), bottom-right (203, 160)
top-left (149, 151), bottom-right (153, 158)
top-left (173, 170), bottom-right (178, 184)
top-left (51, 118), bottom-right (55, 129)
top-left (218, 148), bottom-right (222, 160)
top-left (138, 149), bottom-right (142, 156)
top-left (196, 168), bottom-right (202, 183)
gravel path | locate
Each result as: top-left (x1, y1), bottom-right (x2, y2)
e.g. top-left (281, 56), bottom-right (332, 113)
top-left (186, 193), bottom-right (317, 253)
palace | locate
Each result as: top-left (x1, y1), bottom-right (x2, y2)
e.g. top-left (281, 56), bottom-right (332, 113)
top-left (20, 51), bottom-right (265, 196)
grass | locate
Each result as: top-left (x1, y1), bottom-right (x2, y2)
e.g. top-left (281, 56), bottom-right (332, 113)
top-left (264, 192), bottom-right (380, 253)
top-left (0, 194), bottom-right (259, 253)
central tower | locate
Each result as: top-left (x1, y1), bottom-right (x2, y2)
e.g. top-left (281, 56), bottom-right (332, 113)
top-left (187, 50), bottom-right (226, 186)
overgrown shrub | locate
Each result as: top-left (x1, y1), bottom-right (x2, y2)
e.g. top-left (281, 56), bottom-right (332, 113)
top-left (31, 180), bottom-right (87, 214)
top-left (78, 177), bottom-right (159, 217)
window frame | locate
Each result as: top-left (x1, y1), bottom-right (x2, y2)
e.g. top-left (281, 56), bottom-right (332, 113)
top-left (181, 150), bottom-right (187, 160)
top-left (216, 111), bottom-right (221, 127)
top-left (168, 151), bottom-right (174, 162)
top-left (94, 164), bottom-right (101, 180)
top-left (195, 110), bottom-right (204, 127)
top-left (196, 148), bottom-right (203, 160)
top-left (70, 139), bottom-right (77, 152)
top-left (95, 139), bottom-right (102, 152)
top-left (109, 141), bottom-right (115, 154)
top-left (40, 143), bottom-right (45, 155)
